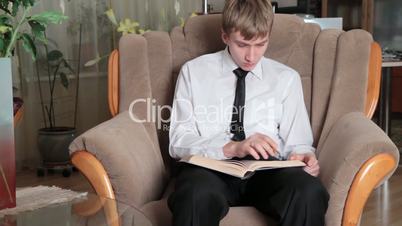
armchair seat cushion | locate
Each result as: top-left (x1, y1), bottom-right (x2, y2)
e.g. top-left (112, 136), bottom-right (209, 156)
top-left (140, 198), bottom-right (277, 226)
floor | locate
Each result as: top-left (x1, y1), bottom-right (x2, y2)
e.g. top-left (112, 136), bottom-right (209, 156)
top-left (16, 166), bottom-right (402, 226)
top-left (16, 169), bottom-right (92, 193)
top-left (360, 168), bottom-right (402, 226)
top-left (14, 115), bottom-right (402, 225)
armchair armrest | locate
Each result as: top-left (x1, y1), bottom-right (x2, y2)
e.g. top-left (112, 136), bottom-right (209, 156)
top-left (72, 194), bottom-right (152, 226)
top-left (69, 111), bottom-right (168, 207)
top-left (317, 112), bottom-right (399, 226)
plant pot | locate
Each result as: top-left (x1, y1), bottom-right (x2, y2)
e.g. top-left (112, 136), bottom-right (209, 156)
top-left (0, 57), bottom-right (16, 209)
top-left (37, 127), bottom-right (76, 166)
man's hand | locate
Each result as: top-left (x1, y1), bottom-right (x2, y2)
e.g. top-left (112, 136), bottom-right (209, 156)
top-left (288, 152), bottom-right (320, 177)
top-left (223, 133), bottom-right (278, 160)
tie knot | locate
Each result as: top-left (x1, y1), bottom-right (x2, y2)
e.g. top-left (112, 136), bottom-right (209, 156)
top-left (233, 67), bottom-right (249, 79)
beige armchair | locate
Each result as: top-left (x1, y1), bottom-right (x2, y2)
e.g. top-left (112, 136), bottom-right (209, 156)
top-left (69, 14), bottom-right (399, 226)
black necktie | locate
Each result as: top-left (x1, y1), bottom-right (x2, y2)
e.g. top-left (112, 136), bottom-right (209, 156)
top-left (230, 68), bottom-right (249, 141)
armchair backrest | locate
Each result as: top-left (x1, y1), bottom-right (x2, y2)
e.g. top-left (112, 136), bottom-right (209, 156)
top-left (116, 14), bottom-right (374, 169)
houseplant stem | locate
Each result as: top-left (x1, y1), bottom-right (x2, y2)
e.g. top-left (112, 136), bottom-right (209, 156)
top-left (73, 24), bottom-right (82, 128)
top-left (49, 63), bottom-right (61, 127)
top-left (44, 42), bottom-right (54, 127)
top-left (35, 56), bottom-right (48, 128)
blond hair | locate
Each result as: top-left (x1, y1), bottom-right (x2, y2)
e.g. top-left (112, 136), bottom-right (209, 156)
top-left (222, 0), bottom-right (274, 40)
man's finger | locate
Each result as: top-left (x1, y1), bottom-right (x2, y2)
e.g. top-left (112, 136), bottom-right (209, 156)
top-left (289, 154), bottom-right (304, 161)
top-left (310, 167), bottom-right (319, 177)
top-left (304, 165), bottom-right (319, 177)
top-left (305, 165), bottom-right (318, 173)
top-left (304, 166), bottom-right (315, 176)
top-left (258, 134), bottom-right (278, 152)
top-left (259, 139), bottom-right (276, 157)
top-left (247, 147), bottom-right (260, 160)
top-left (253, 143), bottom-right (269, 159)
top-left (312, 164), bottom-right (320, 174)
top-left (307, 155), bottom-right (318, 167)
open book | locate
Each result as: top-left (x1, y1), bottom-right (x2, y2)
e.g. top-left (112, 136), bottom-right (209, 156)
top-left (180, 155), bottom-right (306, 179)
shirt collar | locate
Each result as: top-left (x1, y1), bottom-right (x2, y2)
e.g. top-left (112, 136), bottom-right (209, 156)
top-left (222, 46), bottom-right (263, 80)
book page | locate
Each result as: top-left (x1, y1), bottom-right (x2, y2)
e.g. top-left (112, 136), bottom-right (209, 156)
top-left (180, 155), bottom-right (249, 178)
top-left (242, 160), bottom-right (305, 171)
top-left (180, 155), bottom-right (305, 178)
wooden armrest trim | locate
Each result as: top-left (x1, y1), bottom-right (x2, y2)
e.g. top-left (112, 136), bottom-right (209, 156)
top-left (71, 150), bottom-right (119, 226)
top-left (108, 49), bottom-right (119, 117)
top-left (71, 150), bottom-right (115, 199)
top-left (365, 42), bottom-right (382, 119)
top-left (342, 153), bottom-right (396, 226)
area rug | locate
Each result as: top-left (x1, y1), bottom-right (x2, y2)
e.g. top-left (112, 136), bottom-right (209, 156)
top-left (0, 185), bottom-right (87, 217)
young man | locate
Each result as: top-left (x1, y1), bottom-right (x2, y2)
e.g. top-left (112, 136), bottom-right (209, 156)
top-left (168, 0), bottom-right (329, 225)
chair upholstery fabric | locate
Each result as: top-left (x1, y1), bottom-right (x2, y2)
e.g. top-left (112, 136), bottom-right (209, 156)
top-left (69, 14), bottom-right (399, 226)
top-left (69, 111), bottom-right (168, 207)
top-left (318, 112), bottom-right (399, 225)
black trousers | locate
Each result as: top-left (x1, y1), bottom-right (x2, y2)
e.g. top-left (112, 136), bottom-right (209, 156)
top-left (168, 164), bottom-right (329, 226)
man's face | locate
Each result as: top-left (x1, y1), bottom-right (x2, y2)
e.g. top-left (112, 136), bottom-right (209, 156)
top-left (222, 30), bottom-right (269, 71)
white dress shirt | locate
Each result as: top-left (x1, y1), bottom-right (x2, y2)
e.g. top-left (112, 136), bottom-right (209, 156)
top-left (169, 47), bottom-right (315, 160)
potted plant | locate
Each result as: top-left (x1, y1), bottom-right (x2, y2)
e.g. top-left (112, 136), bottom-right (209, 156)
top-left (35, 35), bottom-right (82, 177)
top-left (0, 0), bottom-right (66, 209)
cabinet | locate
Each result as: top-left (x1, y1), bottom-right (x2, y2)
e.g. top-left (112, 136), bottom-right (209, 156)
top-left (391, 68), bottom-right (402, 113)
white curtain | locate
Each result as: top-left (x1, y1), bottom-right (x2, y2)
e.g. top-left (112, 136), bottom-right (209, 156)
top-left (112, 0), bottom-right (201, 30)
top-left (14, 0), bottom-right (202, 169)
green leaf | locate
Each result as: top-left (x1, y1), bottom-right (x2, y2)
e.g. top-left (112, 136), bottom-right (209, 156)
top-left (22, 0), bottom-right (35, 7)
top-left (0, 15), bottom-right (11, 24)
top-left (179, 17), bottom-right (185, 28)
top-left (63, 59), bottom-right (74, 73)
top-left (29, 11), bottom-right (68, 26)
top-left (47, 49), bottom-right (63, 61)
top-left (59, 72), bottom-right (69, 89)
top-left (117, 18), bottom-right (139, 35)
top-left (0, 25), bottom-right (11, 34)
top-left (105, 8), bottom-right (118, 26)
top-left (0, 33), bottom-right (10, 54)
top-left (11, 1), bottom-right (20, 16)
top-left (0, 38), bottom-right (4, 52)
top-left (84, 58), bottom-right (100, 67)
top-left (28, 20), bottom-right (46, 42)
top-left (84, 54), bottom-right (109, 67)
top-left (20, 33), bottom-right (36, 60)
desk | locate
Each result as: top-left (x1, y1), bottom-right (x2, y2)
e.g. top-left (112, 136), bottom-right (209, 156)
top-left (379, 61), bottom-right (402, 135)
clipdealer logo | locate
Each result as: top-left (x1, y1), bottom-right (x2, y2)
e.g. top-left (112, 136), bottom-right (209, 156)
top-left (128, 98), bottom-right (172, 131)
top-left (128, 97), bottom-right (277, 131)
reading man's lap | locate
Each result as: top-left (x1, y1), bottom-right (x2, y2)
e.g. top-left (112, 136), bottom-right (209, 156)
top-left (176, 164), bottom-right (242, 199)
top-left (168, 164), bottom-right (244, 209)
top-left (168, 164), bottom-right (329, 225)
top-left (244, 167), bottom-right (329, 220)
top-left (248, 167), bottom-right (323, 190)
top-left (175, 164), bottom-right (229, 191)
